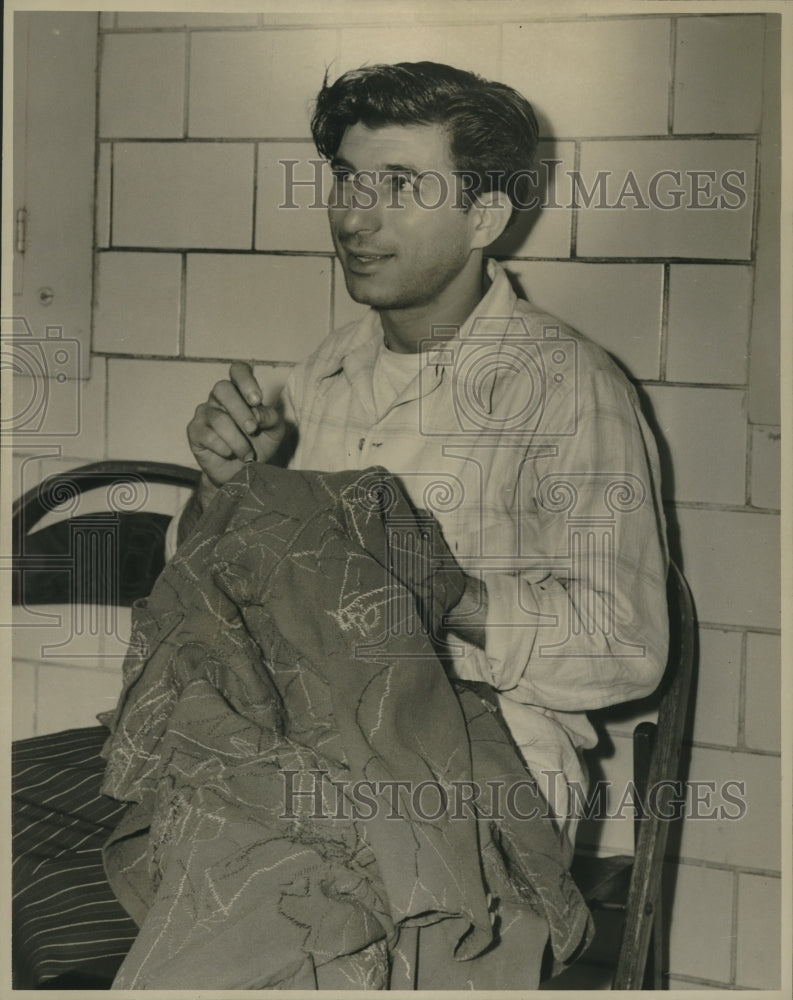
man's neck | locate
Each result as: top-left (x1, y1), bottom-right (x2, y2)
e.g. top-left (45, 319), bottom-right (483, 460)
top-left (379, 260), bottom-right (490, 354)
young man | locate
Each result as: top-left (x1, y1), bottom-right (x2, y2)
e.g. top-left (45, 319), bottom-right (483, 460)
top-left (11, 63), bottom-right (669, 992)
top-left (183, 62), bottom-right (669, 854)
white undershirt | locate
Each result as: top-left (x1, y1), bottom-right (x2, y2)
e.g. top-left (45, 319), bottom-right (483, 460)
top-left (371, 338), bottom-right (421, 418)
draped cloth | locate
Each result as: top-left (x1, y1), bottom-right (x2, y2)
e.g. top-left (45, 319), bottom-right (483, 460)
top-left (100, 464), bottom-right (592, 989)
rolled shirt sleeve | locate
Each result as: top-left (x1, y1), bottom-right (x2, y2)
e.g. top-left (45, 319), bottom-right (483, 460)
top-left (480, 364), bottom-right (669, 713)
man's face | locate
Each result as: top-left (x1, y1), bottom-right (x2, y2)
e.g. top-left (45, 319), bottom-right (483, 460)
top-left (328, 122), bottom-right (480, 312)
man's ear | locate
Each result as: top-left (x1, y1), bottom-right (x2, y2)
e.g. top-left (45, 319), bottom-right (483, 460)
top-left (468, 190), bottom-right (512, 249)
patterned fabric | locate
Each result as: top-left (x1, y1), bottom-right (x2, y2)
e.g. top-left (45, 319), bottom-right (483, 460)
top-left (282, 259), bottom-right (669, 840)
top-left (12, 727), bottom-right (139, 987)
top-left (100, 464), bottom-right (592, 989)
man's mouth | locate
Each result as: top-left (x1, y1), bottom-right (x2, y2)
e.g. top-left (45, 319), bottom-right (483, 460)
top-left (346, 250), bottom-right (392, 261)
top-left (344, 250), bottom-right (394, 272)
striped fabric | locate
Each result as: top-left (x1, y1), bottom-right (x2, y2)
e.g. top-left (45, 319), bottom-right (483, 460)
top-left (12, 726), bottom-right (137, 988)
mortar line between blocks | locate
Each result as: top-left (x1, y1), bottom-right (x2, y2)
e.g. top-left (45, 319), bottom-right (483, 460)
top-left (251, 143), bottom-right (259, 252)
top-left (569, 140), bottom-right (581, 259)
top-left (745, 416), bottom-right (754, 507)
top-left (90, 27), bottom-right (104, 380)
top-left (730, 868), bottom-right (740, 986)
top-left (182, 29), bottom-right (191, 140)
top-left (737, 629), bottom-right (748, 749)
top-left (667, 16), bottom-right (677, 136)
top-left (108, 144), bottom-right (115, 248)
top-left (659, 263), bottom-right (670, 381)
top-left (179, 254), bottom-right (187, 356)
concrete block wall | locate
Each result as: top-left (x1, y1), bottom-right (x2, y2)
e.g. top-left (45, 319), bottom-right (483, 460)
top-left (12, 10), bottom-right (782, 990)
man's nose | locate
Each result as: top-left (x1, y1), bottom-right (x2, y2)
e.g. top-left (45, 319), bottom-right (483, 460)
top-left (333, 183), bottom-right (383, 236)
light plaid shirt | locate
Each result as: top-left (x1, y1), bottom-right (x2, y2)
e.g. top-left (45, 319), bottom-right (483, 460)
top-left (284, 259), bottom-right (669, 843)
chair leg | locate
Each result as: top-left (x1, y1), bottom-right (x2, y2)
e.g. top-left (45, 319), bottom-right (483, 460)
top-left (642, 904), bottom-right (664, 989)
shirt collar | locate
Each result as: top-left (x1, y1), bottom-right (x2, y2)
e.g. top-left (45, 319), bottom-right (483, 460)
top-left (314, 258), bottom-right (520, 383)
top-left (423, 259), bottom-right (521, 373)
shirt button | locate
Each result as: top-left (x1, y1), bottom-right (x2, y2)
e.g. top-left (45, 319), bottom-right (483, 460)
top-left (358, 438), bottom-right (365, 451)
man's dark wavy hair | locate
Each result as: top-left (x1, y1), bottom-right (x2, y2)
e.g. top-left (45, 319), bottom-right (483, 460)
top-left (310, 62), bottom-right (540, 227)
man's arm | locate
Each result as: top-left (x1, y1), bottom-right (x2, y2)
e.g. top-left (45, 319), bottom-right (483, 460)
top-left (448, 369), bottom-right (670, 712)
top-left (446, 574), bottom-right (488, 650)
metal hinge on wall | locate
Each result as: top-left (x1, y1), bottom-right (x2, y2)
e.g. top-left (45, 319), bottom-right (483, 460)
top-left (16, 207), bottom-right (27, 254)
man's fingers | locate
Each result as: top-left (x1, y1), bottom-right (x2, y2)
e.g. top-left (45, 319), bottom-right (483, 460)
top-left (211, 379), bottom-right (260, 434)
top-left (252, 403), bottom-right (284, 432)
top-left (186, 365), bottom-right (287, 487)
top-left (193, 449), bottom-right (243, 490)
top-left (190, 403), bottom-right (255, 462)
top-left (189, 424), bottom-right (234, 461)
top-left (207, 410), bottom-right (256, 461)
top-left (229, 361), bottom-right (263, 407)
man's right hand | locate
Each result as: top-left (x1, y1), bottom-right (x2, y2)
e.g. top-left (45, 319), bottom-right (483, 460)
top-left (187, 362), bottom-right (287, 494)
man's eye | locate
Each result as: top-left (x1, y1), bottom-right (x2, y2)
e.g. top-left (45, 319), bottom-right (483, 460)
top-left (331, 169), bottom-right (351, 184)
top-left (388, 173), bottom-right (414, 192)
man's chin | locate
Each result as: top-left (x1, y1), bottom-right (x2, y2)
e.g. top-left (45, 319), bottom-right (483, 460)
top-left (343, 275), bottom-right (398, 309)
